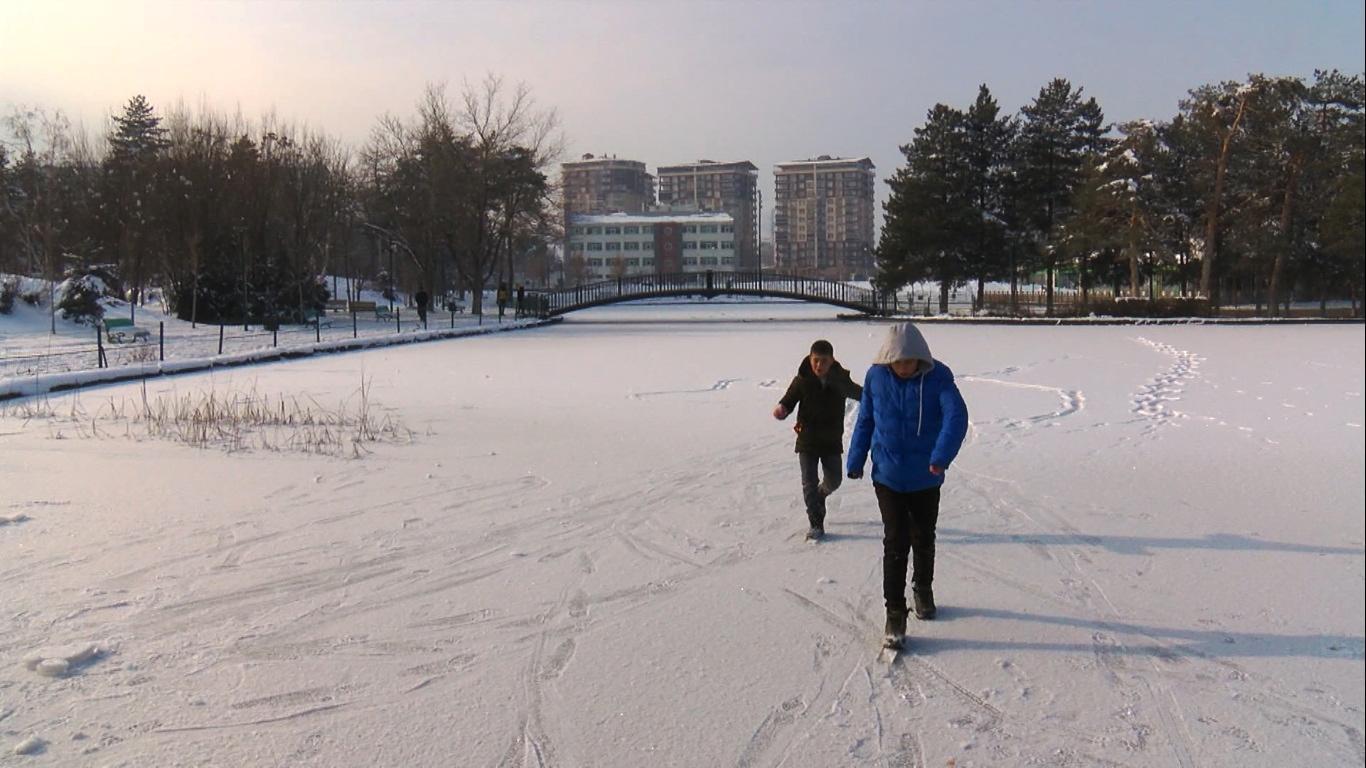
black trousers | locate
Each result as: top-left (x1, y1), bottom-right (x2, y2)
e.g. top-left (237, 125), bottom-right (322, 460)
top-left (798, 452), bottom-right (842, 528)
top-left (874, 483), bottom-right (940, 612)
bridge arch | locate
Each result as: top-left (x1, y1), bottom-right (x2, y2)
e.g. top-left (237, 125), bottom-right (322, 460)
top-left (524, 271), bottom-right (895, 317)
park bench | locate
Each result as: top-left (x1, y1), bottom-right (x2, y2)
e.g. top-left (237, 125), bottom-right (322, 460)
top-left (324, 298), bottom-right (348, 312)
top-left (303, 308), bottom-right (334, 328)
top-left (347, 300), bottom-right (377, 314)
top-left (103, 317), bottom-right (151, 344)
top-left (373, 304), bottom-right (394, 321)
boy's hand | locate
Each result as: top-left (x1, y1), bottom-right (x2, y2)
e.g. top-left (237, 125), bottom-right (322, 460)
top-left (847, 468), bottom-right (863, 480)
top-left (929, 465), bottom-right (943, 476)
top-left (772, 404), bottom-right (789, 420)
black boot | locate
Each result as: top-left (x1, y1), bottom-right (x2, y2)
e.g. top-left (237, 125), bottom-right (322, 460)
top-left (912, 587), bottom-right (936, 620)
top-left (884, 609), bottom-right (907, 648)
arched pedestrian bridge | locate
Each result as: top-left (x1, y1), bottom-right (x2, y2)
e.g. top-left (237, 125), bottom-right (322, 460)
top-left (525, 271), bottom-right (896, 317)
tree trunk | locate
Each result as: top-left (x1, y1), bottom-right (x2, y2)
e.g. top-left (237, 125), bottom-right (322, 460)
top-left (1267, 158), bottom-right (1300, 318)
top-left (1080, 257), bottom-right (1090, 310)
top-left (1045, 262), bottom-right (1055, 317)
top-left (1198, 92), bottom-right (1250, 305)
top-left (1128, 209), bottom-right (1142, 297)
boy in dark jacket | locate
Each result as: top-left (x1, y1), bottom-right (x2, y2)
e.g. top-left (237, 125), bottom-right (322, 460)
top-left (773, 340), bottom-right (864, 541)
top-left (847, 323), bottom-right (968, 650)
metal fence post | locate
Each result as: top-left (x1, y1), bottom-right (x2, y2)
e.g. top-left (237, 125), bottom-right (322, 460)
top-left (159, 322), bottom-right (164, 361)
top-left (352, 310), bottom-right (358, 339)
top-left (315, 316), bottom-right (321, 343)
top-left (95, 324), bottom-right (105, 369)
top-left (218, 324), bottom-right (225, 355)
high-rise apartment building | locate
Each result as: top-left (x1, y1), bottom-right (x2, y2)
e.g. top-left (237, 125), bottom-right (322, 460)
top-left (560, 154), bottom-right (655, 215)
top-left (656, 160), bottom-right (759, 270)
top-left (773, 156), bottom-right (876, 279)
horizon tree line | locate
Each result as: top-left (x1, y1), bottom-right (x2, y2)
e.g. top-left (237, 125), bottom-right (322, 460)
top-left (877, 70), bottom-right (1365, 316)
top-left (0, 76), bottom-right (561, 325)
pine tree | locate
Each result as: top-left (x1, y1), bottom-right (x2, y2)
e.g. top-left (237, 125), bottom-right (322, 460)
top-left (102, 95), bottom-right (168, 306)
top-left (960, 85), bottom-right (1015, 309)
top-left (1064, 120), bottom-right (1164, 303)
top-left (1152, 115), bottom-right (1205, 296)
top-left (1181, 80), bottom-right (1253, 305)
top-left (1015, 78), bottom-right (1108, 314)
top-left (877, 103), bottom-right (974, 312)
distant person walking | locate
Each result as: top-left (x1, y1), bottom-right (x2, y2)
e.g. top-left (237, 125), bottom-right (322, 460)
top-left (497, 283), bottom-right (509, 320)
top-left (414, 287), bottom-right (430, 326)
top-left (846, 323), bottom-right (968, 650)
top-left (773, 339), bottom-right (863, 541)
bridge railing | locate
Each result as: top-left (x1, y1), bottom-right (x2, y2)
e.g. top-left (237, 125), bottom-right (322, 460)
top-left (524, 272), bottom-right (895, 316)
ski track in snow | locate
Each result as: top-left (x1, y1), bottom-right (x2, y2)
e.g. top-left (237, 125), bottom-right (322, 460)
top-left (959, 374), bottom-right (1086, 430)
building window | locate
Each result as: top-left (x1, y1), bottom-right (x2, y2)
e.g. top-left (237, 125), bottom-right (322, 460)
top-left (588, 258), bottom-right (603, 267)
top-left (570, 242), bottom-right (585, 252)
top-left (683, 241), bottom-right (697, 250)
top-left (700, 224), bottom-right (718, 233)
top-left (572, 226), bottom-right (586, 235)
top-left (683, 257), bottom-right (698, 266)
top-left (587, 226), bottom-right (603, 235)
top-left (623, 226), bottom-right (639, 234)
top-left (720, 241), bottom-right (734, 249)
top-left (626, 258), bottom-right (640, 267)
top-left (641, 241), bottom-right (654, 251)
top-left (684, 225), bottom-right (698, 233)
top-left (701, 256), bottom-right (718, 266)
top-left (605, 226), bottom-right (621, 235)
top-left (639, 225), bottom-right (653, 234)
top-left (643, 258), bottom-right (655, 266)
top-left (721, 257), bottom-right (735, 265)
top-left (606, 242), bottom-right (621, 251)
top-left (587, 242), bottom-right (603, 251)
top-left (700, 241), bottom-right (718, 250)
top-left (721, 224), bottom-right (734, 233)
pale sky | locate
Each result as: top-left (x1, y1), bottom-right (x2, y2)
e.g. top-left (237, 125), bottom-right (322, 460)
top-left (3, 0), bottom-right (1363, 229)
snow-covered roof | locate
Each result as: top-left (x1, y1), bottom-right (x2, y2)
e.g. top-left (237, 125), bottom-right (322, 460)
top-left (657, 160), bottom-right (758, 173)
top-left (775, 156), bottom-right (875, 169)
top-left (569, 211), bottom-right (734, 225)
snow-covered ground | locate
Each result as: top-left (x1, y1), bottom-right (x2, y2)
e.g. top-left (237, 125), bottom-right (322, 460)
top-left (0, 281), bottom-right (509, 383)
top-left (1, 302), bottom-right (1362, 767)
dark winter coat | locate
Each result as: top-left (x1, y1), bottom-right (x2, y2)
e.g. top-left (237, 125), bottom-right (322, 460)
top-left (779, 358), bottom-right (863, 455)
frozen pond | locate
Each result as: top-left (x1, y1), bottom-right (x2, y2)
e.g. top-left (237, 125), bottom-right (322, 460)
top-left (2, 304), bottom-right (1362, 766)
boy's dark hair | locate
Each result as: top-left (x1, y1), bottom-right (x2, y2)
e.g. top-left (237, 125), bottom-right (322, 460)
top-left (810, 339), bottom-right (834, 356)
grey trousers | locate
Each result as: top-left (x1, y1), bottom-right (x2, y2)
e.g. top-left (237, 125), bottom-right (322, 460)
top-left (799, 452), bottom-right (843, 528)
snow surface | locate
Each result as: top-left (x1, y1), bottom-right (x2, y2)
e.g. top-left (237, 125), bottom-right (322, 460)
top-left (0, 302), bottom-right (1362, 767)
top-left (0, 281), bottom-right (532, 385)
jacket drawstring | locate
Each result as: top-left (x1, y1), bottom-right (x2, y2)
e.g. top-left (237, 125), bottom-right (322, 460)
top-left (916, 371), bottom-right (924, 436)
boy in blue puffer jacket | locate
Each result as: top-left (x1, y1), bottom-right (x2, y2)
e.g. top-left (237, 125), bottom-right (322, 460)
top-left (846, 323), bottom-right (968, 650)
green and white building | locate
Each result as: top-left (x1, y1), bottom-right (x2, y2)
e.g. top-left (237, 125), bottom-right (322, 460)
top-left (566, 211), bottom-right (738, 281)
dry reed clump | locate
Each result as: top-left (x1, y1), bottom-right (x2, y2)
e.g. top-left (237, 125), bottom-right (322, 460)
top-left (0, 379), bottom-right (410, 457)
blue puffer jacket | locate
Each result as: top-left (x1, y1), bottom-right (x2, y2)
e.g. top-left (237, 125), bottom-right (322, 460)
top-left (846, 362), bottom-right (969, 493)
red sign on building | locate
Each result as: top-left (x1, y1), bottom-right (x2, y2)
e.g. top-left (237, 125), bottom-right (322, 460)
top-left (653, 223), bottom-right (683, 273)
